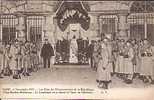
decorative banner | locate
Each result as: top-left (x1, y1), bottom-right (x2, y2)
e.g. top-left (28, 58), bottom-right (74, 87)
top-left (56, 1), bottom-right (90, 31)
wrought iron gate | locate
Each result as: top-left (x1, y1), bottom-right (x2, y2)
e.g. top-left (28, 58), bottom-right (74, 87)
top-left (128, 1), bottom-right (154, 45)
top-left (0, 14), bottom-right (17, 43)
top-left (27, 16), bottom-right (44, 42)
top-left (99, 15), bottom-right (118, 40)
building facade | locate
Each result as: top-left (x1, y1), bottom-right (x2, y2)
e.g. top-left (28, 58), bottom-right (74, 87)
top-left (0, 1), bottom-right (154, 44)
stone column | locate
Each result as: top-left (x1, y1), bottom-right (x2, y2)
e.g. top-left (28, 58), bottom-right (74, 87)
top-left (144, 16), bottom-right (147, 39)
top-left (42, 15), bottom-right (47, 41)
top-left (89, 13), bottom-right (100, 38)
top-left (0, 23), bottom-right (2, 41)
top-left (117, 13), bottom-right (128, 40)
top-left (16, 14), bottom-right (26, 42)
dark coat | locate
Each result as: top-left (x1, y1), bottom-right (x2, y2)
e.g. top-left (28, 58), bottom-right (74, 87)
top-left (61, 39), bottom-right (69, 53)
top-left (87, 44), bottom-right (94, 57)
top-left (41, 43), bottom-right (54, 58)
top-left (77, 39), bottom-right (83, 52)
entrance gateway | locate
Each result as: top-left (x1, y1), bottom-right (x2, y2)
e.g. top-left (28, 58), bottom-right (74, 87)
top-left (54, 1), bottom-right (90, 64)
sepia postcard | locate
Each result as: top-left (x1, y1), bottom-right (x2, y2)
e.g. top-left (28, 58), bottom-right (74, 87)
top-left (0, 0), bottom-right (154, 99)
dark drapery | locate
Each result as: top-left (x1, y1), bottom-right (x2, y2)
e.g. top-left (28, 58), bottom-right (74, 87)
top-left (56, 1), bottom-right (90, 31)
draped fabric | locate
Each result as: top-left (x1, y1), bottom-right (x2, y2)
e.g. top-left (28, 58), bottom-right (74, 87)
top-left (69, 38), bottom-right (78, 63)
top-left (56, 1), bottom-right (90, 31)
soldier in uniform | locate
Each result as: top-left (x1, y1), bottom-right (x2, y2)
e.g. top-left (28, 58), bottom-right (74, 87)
top-left (106, 38), bottom-right (114, 75)
top-left (137, 40), bottom-right (144, 80)
top-left (123, 41), bottom-right (134, 84)
top-left (22, 41), bottom-right (31, 76)
top-left (112, 39), bottom-right (119, 75)
top-left (139, 39), bottom-right (154, 84)
top-left (83, 37), bottom-right (89, 64)
top-left (97, 38), bottom-right (111, 89)
top-left (3, 44), bottom-right (11, 76)
top-left (55, 39), bottom-right (62, 64)
top-left (30, 42), bottom-right (38, 72)
top-left (87, 40), bottom-right (94, 69)
top-left (93, 40), bottom-right (101, 71)
top-left (9, 40), bottom-right (21, 79)
top-left (77, 37), bottom-right (83, 64)
top-left (131, 39), bottom-right (140, 78)
top-left (115, 39), bottom-right (125, 78)
top-left (61, 37), bottom-right (69, 63)
top-left (0, 41), bottom-right (4, 78)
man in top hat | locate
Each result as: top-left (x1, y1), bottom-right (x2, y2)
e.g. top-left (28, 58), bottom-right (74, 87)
top-left (41, 39), bottom-right (54, 68)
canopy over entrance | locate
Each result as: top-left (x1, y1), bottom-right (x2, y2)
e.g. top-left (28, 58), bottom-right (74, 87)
top-left (56, 1), bottom-right (90, 31)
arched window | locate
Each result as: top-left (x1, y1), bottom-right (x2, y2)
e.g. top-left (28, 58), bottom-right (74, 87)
top-left (0, 4), bottom-right (17, 43)
top-left (128, 1), bottom-right (154, 45)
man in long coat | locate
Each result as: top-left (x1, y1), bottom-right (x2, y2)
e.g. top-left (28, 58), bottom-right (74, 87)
top-left (97, 38), bottom-right (111, 89)
top-left (41, 39), bottom-right (54, 68)
top-left (88, 40), bottom-right (94, 69)
top-left (123, 41), bottom-right (134, 84)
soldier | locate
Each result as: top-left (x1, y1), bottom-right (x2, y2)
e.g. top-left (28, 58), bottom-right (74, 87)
top-left (16, 41), bottom-right (23, 74)
top-left (22, 41), bottom-right (31, 76)
top-left (30, 42), bottom-right (38, 72)
top-left (55, 39), bottom-right (62, 64)
top-left (115, 39), bottom-right (125, 78)
top-left (83, 37), bottom-right (89, 64)
top-left (123, 41), bottom-right (134, 84)
top-left (106, 38), bottom-right (114, 76)
top-left (87, 40), bottom-right (94, 69)
top-left (131, 39), bottom-right (140, 78)
top-left (139, 39), bottom-right (154, 84)
top-left (96, 38), bottom-right (111, 89)
top-left (151, 45), bottom-right (154, 84)
top-left (0, 41), bottom-right (4, 78)
top-left (93, 40), bottom-right (101, 71)
top-left (9, 40), bottom-right (21, 79)
top-left (112, 39), bottom-right (119, 75)
top-left (137, 40), bottom-right (144, 79)
top-left (3, 44), bottom-right (11, 76)
top-left (61, 37), bottom-right (69, 63)
top-left (77, 37), bottom-right (83, 64)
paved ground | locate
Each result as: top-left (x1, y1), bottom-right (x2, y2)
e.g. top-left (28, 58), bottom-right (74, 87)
top-left (1, 65), bottom-right (154, 89)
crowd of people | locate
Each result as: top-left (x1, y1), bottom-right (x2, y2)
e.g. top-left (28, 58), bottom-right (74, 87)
top-left (88, 37), bottom-right (154, 89)
top-left (0, 39), bottom-right (54, 79)
top-left (0, 36), bottom-right (154, 89)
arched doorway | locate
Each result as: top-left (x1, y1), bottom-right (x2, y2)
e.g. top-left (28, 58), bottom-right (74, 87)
top-left (54, 1), bottom-right (91, 64)
top-left (128, 1), bottom-right (154, 45)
